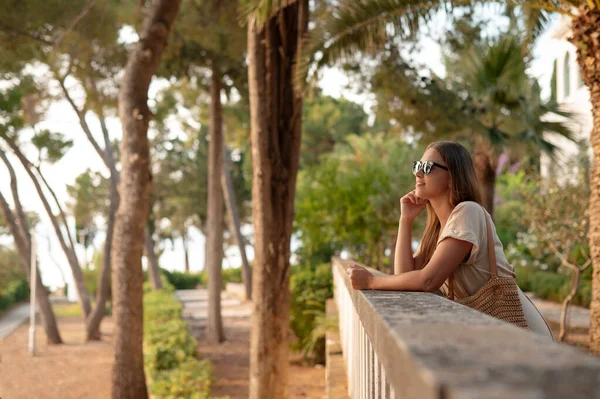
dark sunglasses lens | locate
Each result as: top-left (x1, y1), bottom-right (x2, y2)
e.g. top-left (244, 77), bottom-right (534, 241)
top-left (424, 162), bottom-right (432, 175)
top-left (412, 162), bottom-right (419, 175)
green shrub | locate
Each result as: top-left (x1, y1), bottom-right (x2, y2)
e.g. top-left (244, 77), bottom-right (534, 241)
top-left (516, 266), bottom-right (592, 308)
top-left (161, 269), bottom-right (205, 290)
top-left (222, 267), bottom-right (243, 285)
top-left (82, 267), bottom-right (112, 299)
top-left (150, 358), bottom-right (212, 399)
top-left (290, 263), bottom-right (333, 364)
top-left (143, 280), bottom-right (213, 398)
top-left (0, 279), bottom-right (29, 315)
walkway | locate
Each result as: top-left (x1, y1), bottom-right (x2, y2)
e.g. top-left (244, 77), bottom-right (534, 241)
top-left (527, 293), bottom-right (590, 329)
top-left (175, 287), bottom-right (326, 398)
top-left (0, 303), bottom-right (30, 340)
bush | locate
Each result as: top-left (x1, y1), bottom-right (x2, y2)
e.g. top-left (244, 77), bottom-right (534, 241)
top-left (290, 263), bottom-right (333, 364)
top-left (0, 247), bottom-right (25, 292)
top-left (161, 269), bottom-right (205, 290)
top-left (0, 279), bottom-right (29, 315)
top-left (150, 358), bottom-right (212, 399)
top-left (143, 280), bottom-right (213, 398)
top-left (516, 266), bottom-right (592, 308)
top-left (82, 267), bottom-right (112, 299)
top-left (222, 267), bottom-right (243, 285)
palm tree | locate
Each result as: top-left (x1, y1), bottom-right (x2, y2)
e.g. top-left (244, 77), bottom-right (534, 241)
top-left (295, 0), bottom-right (600, 353)
top-left (449, 35), bottom-right (574, 216)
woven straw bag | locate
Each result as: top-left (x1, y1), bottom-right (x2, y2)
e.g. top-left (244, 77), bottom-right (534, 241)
top-left (448, 205), bottom-right (528, 329)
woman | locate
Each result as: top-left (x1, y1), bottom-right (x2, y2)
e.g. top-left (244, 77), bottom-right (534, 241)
top-left (347, 141), bottom-right (552, 335)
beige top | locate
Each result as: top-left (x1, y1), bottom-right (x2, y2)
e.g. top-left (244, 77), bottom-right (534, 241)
top-left (435, 201), bottom-right (515, 299)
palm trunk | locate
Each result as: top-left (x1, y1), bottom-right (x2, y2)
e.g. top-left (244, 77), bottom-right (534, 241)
top-left (247, 2), bottom-right (308, 397)
top-left (0, 191), bottom-right (62, 344)
top-left (571, 4), bottom-right (600, 355)
top-left (474, 138), bottom-right (496, 218)
top-left (222, 141), bottom-right (252, 300)
top-left (111, 1), bottom-right (181, 397)
top-left (183, 229), bottom-right (190, 273)
top-left (206, 63), bottom-right (225, 343)
top-left (86, 172), bottom-right (118, 341)
top-left (144, 226), bottom-right (163, 290)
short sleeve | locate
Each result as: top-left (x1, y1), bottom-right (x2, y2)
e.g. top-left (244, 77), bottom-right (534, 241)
top-left (437, 202), bottom-right (484, 254)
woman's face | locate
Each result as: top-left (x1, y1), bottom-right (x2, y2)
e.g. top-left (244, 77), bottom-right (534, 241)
top-left (414, 148), bottom-right (451, 199)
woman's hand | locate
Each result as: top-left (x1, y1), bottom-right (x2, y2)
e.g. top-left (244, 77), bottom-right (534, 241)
top-left (400, 190), bottom-right (428, 222)
top-left (347, 264), bottom-right (374, 290)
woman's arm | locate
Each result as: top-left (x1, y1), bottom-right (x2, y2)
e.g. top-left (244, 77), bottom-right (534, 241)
top-left (394, 218), bottom-right (418, 274)
top-left (350, 237), bottom-right (472, 292)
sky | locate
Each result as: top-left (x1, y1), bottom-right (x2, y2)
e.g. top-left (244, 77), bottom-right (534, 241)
top-left (0, 9), bottom-right (565, 296)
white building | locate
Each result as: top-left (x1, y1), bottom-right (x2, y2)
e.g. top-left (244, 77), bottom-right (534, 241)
top-left (540, 15), bottom-right (593, 182)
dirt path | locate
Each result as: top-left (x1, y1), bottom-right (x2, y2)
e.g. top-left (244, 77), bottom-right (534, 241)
top-left (0, 314), bottom-right (113, 399)
top-left (179, 289), bottom-right (326, 399)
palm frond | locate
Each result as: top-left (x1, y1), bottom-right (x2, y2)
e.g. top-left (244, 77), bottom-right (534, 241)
top-left (506, 1), bottom-right (580, 16)
top-left (294, 0), bottom-right (475, 91)
top-left (238, 0), bottom-right (297, 28)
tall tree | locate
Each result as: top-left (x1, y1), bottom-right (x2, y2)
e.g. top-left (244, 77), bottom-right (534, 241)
top-left (0, 149), bottom-right (62, 344)
top-left (244, 1), bottom-right (309, 397)
top-left (206, 64), bottom-right (225, 342)
top-left (161, 0), bottom-right (248, 343)
top-left (111, 1), bottom-right (181, 398)
top-left (222, 140), bottom-right (252, 300)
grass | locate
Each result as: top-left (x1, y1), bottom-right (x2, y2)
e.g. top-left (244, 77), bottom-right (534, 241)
top-left (52, 301), bottom-right (111, 318)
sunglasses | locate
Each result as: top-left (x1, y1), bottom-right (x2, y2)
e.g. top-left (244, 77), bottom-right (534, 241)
top-left (412, 160), bottom-right (449, 175)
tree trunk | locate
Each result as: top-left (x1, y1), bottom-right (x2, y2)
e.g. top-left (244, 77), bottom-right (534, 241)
top-left (473, 138), bottom-right (496, 218)
top-left (247, 2), bottom-right (308, 397)
top-left (111, 1), bottom-right (181, 397)
top-left (222, 141), bottom-right (252, 300)
top-left (558, 264), bottom-right (586, 342)
top-left (206, 63), bottom-right (225, 343)
top-left (144, 226), bottom-right (163, 290)
top-left (6, 142), bottom-right (92, 319)
top-left (571, 5), bottom-right (600, 355)
top-left (59, 75), bottom-right (121, 342)
top-left (183, 229), bottom-right (190, 273)
top-left (86, 171), bottom-right (119, 341)
top-left (0, 191), bottom-right (62, 344)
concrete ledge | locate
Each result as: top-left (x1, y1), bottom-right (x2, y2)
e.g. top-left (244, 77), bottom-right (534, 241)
top-left (326, 299), bottom-right (349, 399)
top-left (332, 257), bottom-right (600, 399)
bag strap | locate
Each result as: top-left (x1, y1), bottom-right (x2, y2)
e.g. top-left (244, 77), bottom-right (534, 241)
top-left (448, 204), bottom-right (497, 300)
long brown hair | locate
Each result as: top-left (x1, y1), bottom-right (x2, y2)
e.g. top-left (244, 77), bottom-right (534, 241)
top-left (417, 141), bottom-right (482, 267)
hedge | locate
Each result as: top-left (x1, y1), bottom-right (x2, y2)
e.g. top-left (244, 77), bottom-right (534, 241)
top-left (0, 279), bottom-right (29, 315)
top-left (143, 279), bottom-right (213, 398)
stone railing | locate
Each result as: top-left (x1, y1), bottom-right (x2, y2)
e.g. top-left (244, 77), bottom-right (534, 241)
top-left (331, 257), bottom-right (600, 399)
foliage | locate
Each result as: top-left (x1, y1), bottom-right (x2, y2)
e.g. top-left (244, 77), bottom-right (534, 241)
top-left (516, 266), bottom-right (592, 308)
top-left (506, 168), bottom-right (589, 274)
top-left (494, 171), bottom-right (534, 247)
top-left (82, 262), bottom-right (111, 304)
top-left (0, 278), bottom-right (28, 315)
top-left (301, 95), bottom-right (368, 168)
top-left (67, 170), bottom-right (109, 247)
top-left (0, 246), bottom-right (25, 292)
top-left (31, 129), bottom-right (73, 165)
top-left (295, 133), bottom-right (417, 268)
top-left (143, 280), bottom-right (213, 399)
top-left (290, 263), bottom-right (333, 363)
top-left (161, 267), bottom-right (243, 291)
top-left (160, 269), bottom-right (204, 290)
